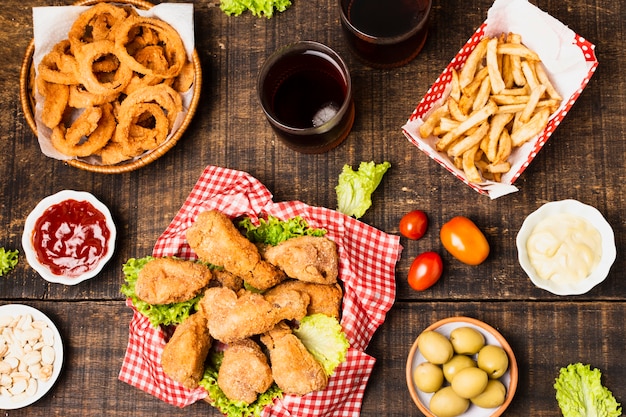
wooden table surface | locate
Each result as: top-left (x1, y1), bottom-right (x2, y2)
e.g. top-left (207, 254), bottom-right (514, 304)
top-left (1, 0), bottom-right (625, 415)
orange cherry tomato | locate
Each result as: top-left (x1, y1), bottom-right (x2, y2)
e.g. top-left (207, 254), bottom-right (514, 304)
top-left (408, 251), bottom-right (443, 291)
top-left (440, 216), bottom-right (490, 265)
top-left (399, 210), bottom-right (428, 240)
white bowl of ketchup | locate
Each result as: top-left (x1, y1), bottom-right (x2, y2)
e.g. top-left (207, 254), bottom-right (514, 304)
top-left (22, 190), bottom-right (116, 285)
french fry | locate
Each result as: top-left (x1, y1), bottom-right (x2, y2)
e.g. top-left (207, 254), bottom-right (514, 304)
top-left (448, 97), bottom-right (468, 121)
top-left (500, 86), bottom-right (530, 96)
top-left (496, 43), bottom-right (541, 61)
top-left (487, 161), bottom-right (511, 173)
top-left (459, 38), bottom-right (489, 88)
top-left (419, 102), bottom-right (450, 137)
top-left (535, 62), bottom-right (562, 100)
top-left (485, 112), bottom-right (514, 162)
top-left (521, 60), bottom-right (539, 90)
top-left (473, 76), bottom-right (492, 111)
top-left (491, 94), bottom-right (531, 105)
top-left (448, 122), bottom-right (490, 157)
top-left (439, 117), bottom-right (460, 133)
top-left (424, 33), bottom-right (561, 183)
top-left (462, 145), bottom-right (483, 183)
top-left (510, 107), bottom-right (551, 146)
top-left (486, 38), bottom-right (506, 93)
top-left (450, 68), bottom-right (461, 101)
top-left (519, 84), bottom-right (547, 123)
top-left (496, 99), bottom-right (560, 114)
top-left (495, 129), bottom-right (512, 163)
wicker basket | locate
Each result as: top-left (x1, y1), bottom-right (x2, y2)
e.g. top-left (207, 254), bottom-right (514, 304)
top-left (19, 0), bottom-right (202, 174)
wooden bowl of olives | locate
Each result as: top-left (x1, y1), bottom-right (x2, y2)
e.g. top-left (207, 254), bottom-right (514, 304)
top-left (406, 316), bottom-right (518, 417)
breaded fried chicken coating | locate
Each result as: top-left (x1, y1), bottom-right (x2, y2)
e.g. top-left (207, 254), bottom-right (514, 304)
top-left (260, 322), bottom-right (328, 396)
top-left (135, 257), bottom-right (213, 305)
top-left (217, 339), bottom-right (274, 404)
top-left (198, 287), bottom-right (309, 344)
top-left (161, 312), bottom-right (212, 389)
top-left (260, 236), bottom-right (339, 284)
top-left (210, 269), bottom-right (244, 292)
top-left (186, 210), bottom-right (286, 291)
top-left (263, 280), bottom-right (343, 320)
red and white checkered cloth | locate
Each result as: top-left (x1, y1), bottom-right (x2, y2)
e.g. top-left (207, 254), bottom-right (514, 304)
top-left (119, 165), bottom-right (403, 416)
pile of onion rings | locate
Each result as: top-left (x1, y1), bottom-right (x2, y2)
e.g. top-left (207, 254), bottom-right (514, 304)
top-left (35, 3), bottom-right (193, 165)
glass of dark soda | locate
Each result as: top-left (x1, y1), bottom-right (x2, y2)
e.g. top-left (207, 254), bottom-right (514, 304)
top-left (339, 0), bottom-right (432, 68)
top-left (257, 41), bottom-right (355, 154)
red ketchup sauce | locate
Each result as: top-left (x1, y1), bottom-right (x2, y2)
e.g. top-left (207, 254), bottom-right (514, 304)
top-left (31, 199), bottom-right (110, 277)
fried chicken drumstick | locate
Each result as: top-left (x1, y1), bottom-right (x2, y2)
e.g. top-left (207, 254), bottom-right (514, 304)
top-left (186, 210), bottom-right (286, 290)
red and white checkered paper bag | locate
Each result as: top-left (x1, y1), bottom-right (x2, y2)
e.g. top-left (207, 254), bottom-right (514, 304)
top-left (402, 0), bottom-right (598, 199)
top-left (118, 165), bottom-right (403, 416)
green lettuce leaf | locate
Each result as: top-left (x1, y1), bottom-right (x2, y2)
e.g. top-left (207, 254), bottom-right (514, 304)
top-left (199, 351), bottom-right (283, 417)
top-left (293, 314), bottom-right (350, 376)
top-left (0, 248), bottom-right (18, 277)
top-left (238, 215), bottom-right (326, 246)
top-left (554, 362), bottom-right (622, 417)
top-left (219, 0), bottom-right (292, 18)
top-left (335, 161), bottom-right (391, 219)
top-left (120, 256), bottom-right (202, 328)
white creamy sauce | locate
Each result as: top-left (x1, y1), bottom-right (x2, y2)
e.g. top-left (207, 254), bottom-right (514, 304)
top-left (526, 213), bottom-right (602, 284)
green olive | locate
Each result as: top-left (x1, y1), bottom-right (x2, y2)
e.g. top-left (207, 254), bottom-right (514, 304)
top-left (450, 366), bottom-right (488, 399)
top-left (443, 354), bottom-right (477, 383)
top-left (429, 386), bottom-right (470, 417)
top-left (449, 326), bottom-right (485, 355)
top-left (477, 345), bottom-right (509, 379)
top-left (471, 379), bottom-right (507, 408)
top-left (417, 330), bottom-right (454, 365)
top-left (413, 362), bottom-right (444, 393)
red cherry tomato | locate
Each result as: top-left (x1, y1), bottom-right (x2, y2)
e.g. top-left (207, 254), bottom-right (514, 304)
top-left (440, 216), bottom-right (490, 265)
top-left (399, 210), bottom-right (428, 240)
top-left (408, 252), bottom-right (443, 291)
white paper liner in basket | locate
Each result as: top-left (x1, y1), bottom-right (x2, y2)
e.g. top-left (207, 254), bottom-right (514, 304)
top-left (31, 3), bottom-right (195, 165)
top-left (402, 0), bottom-right (598, 199)
top-left (118, 165), bottom-right (403, 416)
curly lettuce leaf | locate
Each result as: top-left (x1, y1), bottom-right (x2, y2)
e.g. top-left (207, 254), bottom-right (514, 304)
top-left (293, 314), bottom-right (350, 376)
top-left (120, 256), bottom-right (202, 328)
top-left (238, 215), bottom-right (326, 246)
top-left (199, 351), bottom-right (283, 417)
top-left (0, 248), bottom-right (18, 277)
top-left (335, 161), bottom-right (391, 219)
top-left (220, 0), bottom-right (292, 18)
top-left (554, 362), bottom-right (622, 417)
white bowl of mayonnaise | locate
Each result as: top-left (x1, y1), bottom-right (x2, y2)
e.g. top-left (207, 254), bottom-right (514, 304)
top-left (516, 199), bottom-right (616, 295)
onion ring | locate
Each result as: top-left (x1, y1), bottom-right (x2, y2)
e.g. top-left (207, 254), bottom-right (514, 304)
top-left (119, 84), bottom-right (183, 131)
top-left (37, 41), bottom-right (80, 85)
top-left (75, 40), bottom-right (133, 96)
top-left (68, 84), bottom-right (118, 108)
top-left (37, 77), bottom-right (70, 129)
top-left (50, 103), bottom-right (116, 157)
top-left (68, 3), bottom-right (130, 51)
top-left (115, 16), bottom-right (187, 79)
top-left (114, 102), bottom-right (170, 156)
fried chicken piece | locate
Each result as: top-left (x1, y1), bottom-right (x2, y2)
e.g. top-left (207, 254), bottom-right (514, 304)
top-left (260, 236), bottom-right (339, 284)
top-left (186, 210), bottom-right (286, 291)
top-left (217, 339), bottom-right (273, 404)
top-left (263, 280), bottom-right (343, 319)
top-left (135, 257), bottom-right (213, 305)
top-left (210, 269), bottom-right (244, 292)
top-left (260, 322), bottom-right (328, 396)
top-left (161, 312), bottom-right (212, 389)
top-left (198, 287), bottom-right (309, 344)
